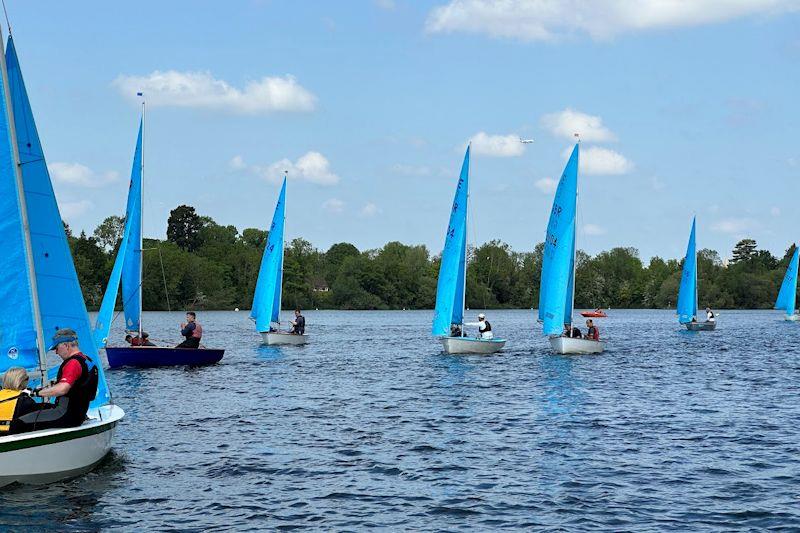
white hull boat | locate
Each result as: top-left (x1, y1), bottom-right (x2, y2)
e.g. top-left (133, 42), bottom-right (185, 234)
top-left (0, 404), bottom-right (124, 488)
top-left (440, 336), bottom-right (505, 354)
top-left (549, 336), bottom-right (604, 355)
top-left (261, 331), bottom-right (309, 345)
top-left (686, 320), bottom-right (716, 331)
top-left (784, 314), bottom-right (800, 322)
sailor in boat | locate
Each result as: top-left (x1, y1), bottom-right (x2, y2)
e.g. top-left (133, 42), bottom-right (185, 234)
top-left (464, 313), bottom-right (493, 339)
top-left (705, 307), bottom-right (716, 323)
top-left (0, 367), bottom-right (40, 435)
top-left (289, 309), bottom-right (305, 335)
top-left (450, 324), bottom-right (463, 337)
top-left (16, 329), bottom-right (99, 432)
top-left (562, 324), bottom-right (582, 338)
top-left (126, 332), bottom-right (156, 346)
top-left (584, 319), bottom-right (600, 341)
top-left (177, 311), bottom-right (203, 349)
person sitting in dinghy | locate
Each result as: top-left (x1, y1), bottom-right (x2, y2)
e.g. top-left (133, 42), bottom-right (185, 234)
top-left (17, 328), bottom-right (99, 432)
top-left (0, 367), bottom-right (40, 435)
top-left (126, 332), bottom-right (156, 347)
top-left (289, 309), bottom-right (305, 335)
top-left (705, 308), bottom-right (716, 323)
top-left (177, 312), bottom-right (202, 349)
top-left (464, 313), bottom-right (493, 339)
top-left (450, 324), bottom-right (463, 337)
top-left (584, 319), bottom-right (600, 341)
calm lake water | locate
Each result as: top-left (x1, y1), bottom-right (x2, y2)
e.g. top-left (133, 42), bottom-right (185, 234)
top-left (2, 309), bottom-right (800, 530)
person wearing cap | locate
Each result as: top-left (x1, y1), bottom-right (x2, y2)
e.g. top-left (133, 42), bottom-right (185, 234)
top-left (465, 313), bottom-right (493, 339)
top-left (15, 328), bottom-right (99, 432)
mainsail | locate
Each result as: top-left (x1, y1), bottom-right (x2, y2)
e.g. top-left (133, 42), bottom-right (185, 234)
top-left (94, 121), bottom-right (142, 347)
top-left (432, 146), bottom-right (469, 337)
top-left (251, 178), bottom-right (286, 332)
top-left (677, 217), bottom-right (698, 324)
top-left (775, 246), bottom-right (799, 316)
top-left (538, 144), bottom-right (579, 336)
top-left (4, 36), bottom-right (110, 406)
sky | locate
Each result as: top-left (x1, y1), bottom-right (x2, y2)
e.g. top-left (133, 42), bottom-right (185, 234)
top-left (5, 0), bottom-right (799, 261)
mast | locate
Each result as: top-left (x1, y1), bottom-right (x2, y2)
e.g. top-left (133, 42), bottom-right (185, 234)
top-left (277, 170), bottom-right (287, 326)
top-left (461, 144), bottom-right (469, 327)
top-left (138, 96), bottom-right (144, 339)
top-left (569, 137), bottom-right (580, 326)
top-left (0, 28), bottom-right (48, 384)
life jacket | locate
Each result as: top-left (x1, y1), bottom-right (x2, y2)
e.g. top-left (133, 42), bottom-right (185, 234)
top-left (0, 389), bottom-right (21, 433)
top-left (56, 353), bottom-right (99, 426)
top-left (481, 320), bottom-right (492, 332)
top-left (587, 326), bottom-right (599, 340)
top-left (192, 323), bottom-right (203, 339)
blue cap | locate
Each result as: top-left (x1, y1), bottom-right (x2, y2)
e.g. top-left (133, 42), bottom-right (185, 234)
top-left (49, 334), bottom-right (78, 351)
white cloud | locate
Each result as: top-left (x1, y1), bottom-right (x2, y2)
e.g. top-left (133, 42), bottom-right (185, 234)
top-left (60, 199), bottom-right (93, 219)
top-left (360, 202), bottom-right (381, 217)
top-left (229, 155), bottom-right (246, 170)
top-left (542, 108), bottom-right (616, 142)
top-left (113, 70), bottom-right (317, 114)
top-left (322, 198), bottom-right (345, 214)
top-left (711, 218), bottom-right (756, 234)
top-left (391, 163), bottom-right (431, 176)
top-left (583, 223), bottom-right (607, 236)
top-left (535, 177), bottom-right (558, 194)
top-left (426, 0), bottom-right (800, 41)
top-left (771, 206), bottom-right (781, 217)
top-left (468, 132), bottom-right (525, 157)
top-left (254, 151), bottom-right (340, 186)
top-left (571, 146), bottom-right (634, 175)
top-left (48, 162), bottom-right (119, 187)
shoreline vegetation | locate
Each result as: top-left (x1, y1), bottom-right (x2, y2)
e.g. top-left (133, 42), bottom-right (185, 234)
top-left (69, 205), bottom-right (794, 313)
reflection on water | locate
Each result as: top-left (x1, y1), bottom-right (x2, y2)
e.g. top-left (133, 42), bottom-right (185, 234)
top-left (2, 309), bottom-right (800, 530)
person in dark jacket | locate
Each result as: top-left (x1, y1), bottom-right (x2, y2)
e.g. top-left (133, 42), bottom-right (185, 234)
top-left (0, 367), bottom-right (39, 435)
top-left (289, 309), bottom-right (306, 335)
top-left (177, 312), bottom-right (202, 348)
top-left (584, 319), bottom-right (600, 341)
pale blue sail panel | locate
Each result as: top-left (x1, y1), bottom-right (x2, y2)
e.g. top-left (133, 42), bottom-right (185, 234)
top-left (251, 179), bottom-right (286, 332)
top-left (6, 37), bottom-right (110, 406)
top-left (775, 247), bottom-right (799, 314)
top-left (539, 145), bottom-right (579, 336)
top-left (0, 43), bottom-right (37, 373)
top-left (676, 218), bottom-right (697, 324)
top-left (93, 217), bottom-right (133, 348)
top-left (432, 147), bottom-right (469, 336)
top-left (121, 123), bottom-right (143, 333)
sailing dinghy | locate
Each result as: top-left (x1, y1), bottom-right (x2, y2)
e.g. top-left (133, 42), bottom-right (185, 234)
top-left (95, 106), bottom-right (224, 367)
top-left (252, 178), bottom-right (308, 345)
top-left (0, 33), bottom-right (123, 486)
top-left (539, 144), bottom-right (604, 355)
top-left (432, 146), bottom-right (506, 354)
top-left (677, 217), bottom-right (716, 331)
top-left (775, 246), bottom-right (799, 321)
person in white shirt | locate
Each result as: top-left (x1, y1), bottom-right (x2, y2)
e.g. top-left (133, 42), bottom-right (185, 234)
top-left (465, 313), bottom-right (493, 339)
top-left (705, 307), bottom-right (716, 323)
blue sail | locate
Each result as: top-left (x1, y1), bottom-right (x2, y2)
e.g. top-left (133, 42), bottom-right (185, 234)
top-left (677, 217), bottom-right (698, 324)
top-left (5, 36), bottom-right (110, 406)
top-left (538, 144), bottom-right (579, 336)
top-left (251, 178), bottom-right (286, 331)
top-left (0, 40), bottom-right (37, 373)
top-left (775, 247), bottom-right (799, 315)
top-left (432, 147), bottom-right (469, 336)
top-left (121, 123), bottom-right (143, 333)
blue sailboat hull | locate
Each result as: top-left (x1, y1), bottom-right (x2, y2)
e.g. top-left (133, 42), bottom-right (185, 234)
top-left (105, 347), bottom-right (224, 368)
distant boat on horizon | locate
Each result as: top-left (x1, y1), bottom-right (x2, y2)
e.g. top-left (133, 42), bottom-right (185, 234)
top-left (775, 246), bottom-right (799, 321)
top-left (538, 143), bottom-right (604, 355)
top-left (432, 145), bottom-right (505, 355)
top-left (677, 217), bottom-right (716, 331)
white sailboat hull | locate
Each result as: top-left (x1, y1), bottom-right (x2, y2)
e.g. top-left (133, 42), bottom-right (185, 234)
top-left (784, 314), bottom-right (800, 322)
top-left (685, 320), bottom-right (716, 331)
top-left (0, 404), bottom-right (124, 488)
top-left (549, 336), bottom-right (604, 355)
top-left (440, 336), bottom-right (506, 354)
top-left (261, 331), bottom-right (309, 345)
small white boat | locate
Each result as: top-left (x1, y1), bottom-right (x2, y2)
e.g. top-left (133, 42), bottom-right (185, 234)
top-left (0, 404), bottom-right (124, 488)
top-left (549, 336), bottom-right (604, 355)
top-left (686, 320), bottom-right (716, 331)
top-left (440, 336), bottom-right (506, 354)
top-left (785, 314), bottom-right (800, 322)
top-left (261, 331), bottom-right (309, 345)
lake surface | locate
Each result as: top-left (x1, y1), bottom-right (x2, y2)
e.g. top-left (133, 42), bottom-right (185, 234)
top-left (2, 309), bottom-right (800, 530)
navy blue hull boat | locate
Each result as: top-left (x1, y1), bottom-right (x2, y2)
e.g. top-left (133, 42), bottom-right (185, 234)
top-left (105, 346), bottom-right (224, 369)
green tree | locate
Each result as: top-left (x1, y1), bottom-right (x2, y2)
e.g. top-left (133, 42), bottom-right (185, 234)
top-left (167, 205), bottom-right (202, 252)
top-left (93, 215), bottom-right (125, 251)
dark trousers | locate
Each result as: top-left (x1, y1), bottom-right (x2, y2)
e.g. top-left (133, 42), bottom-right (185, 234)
top-left (176, 337), bottom-right (200, 349)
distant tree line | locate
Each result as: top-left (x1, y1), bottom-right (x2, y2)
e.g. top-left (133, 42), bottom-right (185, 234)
top-left (65, 205), bottom-right (796, 312)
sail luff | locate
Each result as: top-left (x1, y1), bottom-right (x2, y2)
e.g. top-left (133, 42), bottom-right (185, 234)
top-left (138, 100), bottom-right (144, 338)
top-left (432, 146), bottom-right (469, 336)
top-left (0, 29), bottom-right (46, 382)
top-left (775, 246), bottom-right (799, 315)
top-left (120, 121), bottom-right (143, 333)
top-left (677, 217), bottom-right (697, 324)
top-left (251, 178), bottom-right (286, 332)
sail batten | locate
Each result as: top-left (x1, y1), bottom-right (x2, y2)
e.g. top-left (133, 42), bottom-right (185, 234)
top-left (775, 247), bottom-right (799, 315)
top-left (677, 217), bottom-right (698, 324)
top-left (539, 145), bottom-right (579, 336)
top-left (5, 36), bottom-right (110, 406)
top-left (251, 178), bottom-right (286, 332)
top-left (432, 147), bottom-right (469, 337)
